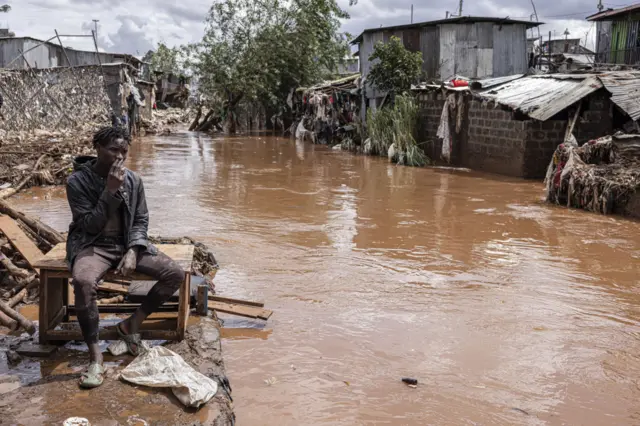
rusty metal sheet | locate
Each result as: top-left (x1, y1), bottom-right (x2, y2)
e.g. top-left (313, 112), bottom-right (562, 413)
top-left (599, 72), bottom-right (640, 121)
top-left (478, 75), bottom-right (603, 121)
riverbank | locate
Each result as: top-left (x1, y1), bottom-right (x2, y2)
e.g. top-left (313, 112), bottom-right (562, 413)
top-left (0, 317), bottom-right (234, 425)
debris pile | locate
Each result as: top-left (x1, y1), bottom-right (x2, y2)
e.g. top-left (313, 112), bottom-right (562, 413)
top-left (0, 201), bottom-right (65, 334)
top-left (140, 108), bottom-right (194, 136)
top-left (545, 134), bottom-right (640, 215)
top-left (0, 130), bottom-right (95, 195)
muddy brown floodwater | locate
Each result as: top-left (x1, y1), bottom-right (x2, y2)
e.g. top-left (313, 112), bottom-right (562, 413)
top-left (9, 131), bottom-right (640, 425)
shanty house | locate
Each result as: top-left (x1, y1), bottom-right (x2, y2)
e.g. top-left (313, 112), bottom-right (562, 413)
top-left (541, 37), bottom-right (594, 54)
top-left (352, 17), bottom-right (541, 104)
top-left (589, 4), bottom-right (640, 64)
top-left (0, 36), bottom-right (147, 76)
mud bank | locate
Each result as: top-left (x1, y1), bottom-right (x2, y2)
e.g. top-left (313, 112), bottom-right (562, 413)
top-left (0, 317), bottom-right (234, 425)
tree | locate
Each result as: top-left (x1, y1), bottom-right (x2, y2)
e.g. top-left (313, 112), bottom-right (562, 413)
top-left (142, 43), bottom-right (183, 75)
top-left (367, 36), bottom-right (423, 93)
top-left (0, 5), bottom-right (10, 13)
top-left (186, 0), bottom-right (350, 133)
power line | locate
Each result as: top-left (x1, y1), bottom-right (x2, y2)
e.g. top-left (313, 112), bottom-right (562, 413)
top-left (510, 10), bottom-right (599, 20)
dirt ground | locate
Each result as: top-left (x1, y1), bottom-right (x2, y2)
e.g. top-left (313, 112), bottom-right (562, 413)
top-left (0, 318), bottom-right (234, 426)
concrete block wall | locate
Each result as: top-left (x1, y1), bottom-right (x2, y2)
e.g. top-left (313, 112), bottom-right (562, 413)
top-left (467, 101), bottom-right (528, 176)
top-left (416, 91), bottom-right (445, 161)
top-left (416, 89), bottom-right (615, 179)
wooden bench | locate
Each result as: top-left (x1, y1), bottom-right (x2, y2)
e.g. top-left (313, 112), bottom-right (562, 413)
top-left (33, 243), bottom-right (194, 344)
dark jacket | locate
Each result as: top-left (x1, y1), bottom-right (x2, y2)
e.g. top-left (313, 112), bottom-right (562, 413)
top-left (65, 156), bottom-right (157, 267)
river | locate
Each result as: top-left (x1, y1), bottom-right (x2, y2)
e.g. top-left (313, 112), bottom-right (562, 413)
top-left (12, 131), bottom-right (640, 425)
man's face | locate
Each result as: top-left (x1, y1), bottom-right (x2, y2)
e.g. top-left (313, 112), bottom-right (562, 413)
top-left (97, 137), bottom-right (129, 167)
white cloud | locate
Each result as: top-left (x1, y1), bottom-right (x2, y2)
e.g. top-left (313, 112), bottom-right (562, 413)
top-left (3, 0), bottom-right (600, 57)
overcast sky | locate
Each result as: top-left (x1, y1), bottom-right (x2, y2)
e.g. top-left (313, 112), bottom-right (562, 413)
top-left (2, 0), bottom-right (614, 56)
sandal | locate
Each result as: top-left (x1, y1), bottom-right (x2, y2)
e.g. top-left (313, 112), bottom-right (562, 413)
top-left (79, 362), bottom-right (104, 389)
top-left (116, 323), bottom-right (145, 356)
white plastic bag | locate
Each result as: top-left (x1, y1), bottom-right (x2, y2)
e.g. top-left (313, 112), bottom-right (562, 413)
top-left (120, 346), bottom-right (218, 408)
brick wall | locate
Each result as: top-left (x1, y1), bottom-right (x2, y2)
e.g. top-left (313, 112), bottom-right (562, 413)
top-left (466, 101), bottom-right (528, 176)
top-left (416, 92), bottom-right (445, 162)
top-left (416, 89), bottom-right (614, 179)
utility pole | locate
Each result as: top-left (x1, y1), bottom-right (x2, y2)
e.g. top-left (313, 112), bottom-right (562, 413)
top-left (411, 4), bottom-right (413, 24)
top-left (446, 11), bottom-right (450, 18)
top-left (458, 0), bottom-right (463, 16)
top-left (92, 19), bottom-right (99, 42)
top-left (530, 0), bottom-right (541, 40)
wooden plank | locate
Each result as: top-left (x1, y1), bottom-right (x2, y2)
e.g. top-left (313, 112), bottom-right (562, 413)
top-left (0, 215), bottom-right (43, 269)
top-left (208, 295), bottom-right (265, 308)
top-left (35, 243), bottom-right (195, 273)
top-left (49, 306), bottom-right (66, 329)
top-left (97, 282), bottom-right (130, 295)
top-left (208, 300), bottom-right (273, 321)
top-left (67, 303), bottom-right (179, 314)
top-left (15, 342), bottom-right (58, 357)
top-left (39, 269), bottom-right (48, 345)
top-left (177, 273), bottom-right (190, 339)
top-left (45, 327), bottom-right (179, 341)
top-left (197, 285), bottom-right (208, 316)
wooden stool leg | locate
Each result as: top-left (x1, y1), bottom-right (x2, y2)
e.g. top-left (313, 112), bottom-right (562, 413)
top-left (39, 270), bottom-right (49, 344)
top-left (39, 269), bottom-right (67, 345)
top-left (177, 272), bottom-right (190, 340)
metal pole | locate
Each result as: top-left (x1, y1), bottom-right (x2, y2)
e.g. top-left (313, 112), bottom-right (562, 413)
top-left (54, 29), bottom-right (85, 96)
top-left (531, 0), bottom-right (541, 40)
top-left (411, 4), bottom-right (413, 23)
top-left (458, 0), bottom-right (463, 16)
top-left (93, 19), bottom-right (99, 41)
top-left (548, 31), bottom-right (552, 72)
top-left (92, 30), bottom-right (105, 81)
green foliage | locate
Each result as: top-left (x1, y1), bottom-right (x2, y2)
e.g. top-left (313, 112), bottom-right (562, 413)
top-left (0, 5), bottom-right (10, 12)
top-left (142, 43), bottom-right (183, 75)
top-left (186, 0), bottom-right (351, 114)
top-left (366, 94), bottom-right (429, 167)
top-left (368, 36), bottom-right (423, 93)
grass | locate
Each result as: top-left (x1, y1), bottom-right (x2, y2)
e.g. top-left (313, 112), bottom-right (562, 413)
top-left (366, 93), bottom-right (429, 167)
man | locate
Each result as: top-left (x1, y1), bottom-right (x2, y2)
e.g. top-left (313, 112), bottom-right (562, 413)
top-left (66, 125), bottom-right (183, 389)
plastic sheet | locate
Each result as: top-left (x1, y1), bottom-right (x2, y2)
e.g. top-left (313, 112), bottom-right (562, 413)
top-left (120, 346), bottom-right (218, 408)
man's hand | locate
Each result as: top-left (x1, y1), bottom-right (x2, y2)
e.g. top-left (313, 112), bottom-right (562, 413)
top-left (116, 247), bottom-right (138, 277)
top-left (107, 159), bottom-right (125, 194)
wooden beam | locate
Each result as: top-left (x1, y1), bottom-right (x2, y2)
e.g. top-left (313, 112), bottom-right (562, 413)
top-left (54, 29), bottom-right (85, 96)
top-left (97, 282), bottom-right (129, 295)
top-left (208, 300), bottom-right (273, 321)
top-left (0, 215), bottom-right (44, 269)
top-left (208, 294), bottom-right (265, 308)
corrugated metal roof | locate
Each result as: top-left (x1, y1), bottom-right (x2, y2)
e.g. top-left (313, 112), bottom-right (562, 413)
top-left (470, 74), bottom-right (525, 89)
top-left (587, 4), bottom-right (640, 21)
top-left (478, 75), bottom-right (603, 121)
top-left (558, 53), bottom-right (594, 64)
top-left (598, 72), bottom-right (640, 121)
top-left (351, 16), bottom-right (543, 43)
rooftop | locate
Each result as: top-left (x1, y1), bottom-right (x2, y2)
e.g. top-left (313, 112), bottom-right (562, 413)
top-left (0, 36), bottom-right (143, 66)
top-left (352, 16), bottom-right (543, 44)
top-left (587, 4), bottom-right (640, 21)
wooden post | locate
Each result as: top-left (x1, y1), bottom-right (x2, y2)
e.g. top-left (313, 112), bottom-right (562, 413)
top-left (548, 31), bottom-right (552, 71)
top-left (91, 30), bottom-right (107, 97)
top-left (54, 29), bottom-right (85, 96)
top-left (177, 273), bottom-right (191, 339)
top-left (196, 285), bottom-right (208, 316)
